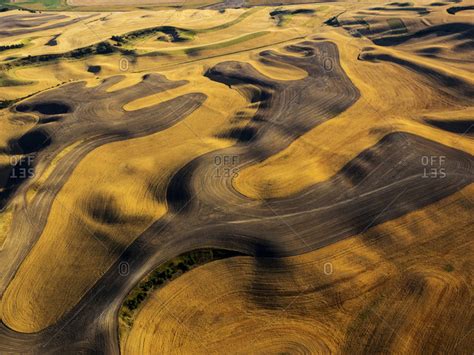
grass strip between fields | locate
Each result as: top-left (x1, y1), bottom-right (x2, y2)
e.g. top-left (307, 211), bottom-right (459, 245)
top-left (147, 31), bottom-right (270, 56)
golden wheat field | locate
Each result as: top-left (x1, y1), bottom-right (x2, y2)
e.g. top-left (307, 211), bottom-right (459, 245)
top-left (0, 0), bottom-right (472, 353)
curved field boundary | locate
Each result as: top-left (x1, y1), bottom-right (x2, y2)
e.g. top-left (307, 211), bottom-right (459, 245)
top-left (0, 14), bottom-right (96, 38)
top-left (148, 31), bottom-right (270, 56)
top-left (196, 8), bottom-right (260, 33)
top-left (0, 36), bottom-right (472, 353)
top-left (0, 9), bottom-right (261, 69)
top-left (122, 192), bottom-right (473, 353)
top-left (359, 51), bottom-right (474, 99)
top-left (119, 248), bottom-right (244, 341)
top-left (447, 5), bottom-right (474, 15)
top-left (110, 8), bottom-right (258, 43)
top-left (0, 74), bottom-right (206, 327)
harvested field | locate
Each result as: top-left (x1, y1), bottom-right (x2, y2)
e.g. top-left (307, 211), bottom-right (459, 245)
top-left (0, 0), bottom-right (472, 353)
top-left (123, 187), bottom-right (473, 354)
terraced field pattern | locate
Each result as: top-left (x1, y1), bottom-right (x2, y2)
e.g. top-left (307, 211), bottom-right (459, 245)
top-left (0, 0), bottom-right (473, 353)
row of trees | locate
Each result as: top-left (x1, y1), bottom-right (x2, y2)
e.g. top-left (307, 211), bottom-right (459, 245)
top-left (0, 43), bottom-right (24, 52)
top-left (4, 41), bottom-right (119, 69)
top-left (123, 249), bottom-right (240, 312)
top-left (111, 25), bottom-right (194, 45)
